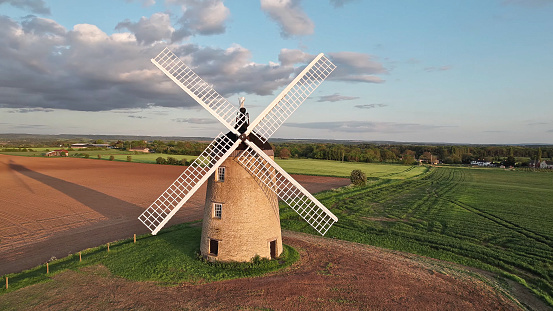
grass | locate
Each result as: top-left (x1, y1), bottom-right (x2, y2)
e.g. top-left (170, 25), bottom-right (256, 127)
top-left (280, 166), bottom-right (553, 307)
top-left (0, 149), bottom-right (197, 164)
top-left (275, 158), bottom-right (428, 179)
top-left (0, 222), bottom-right (299, 294)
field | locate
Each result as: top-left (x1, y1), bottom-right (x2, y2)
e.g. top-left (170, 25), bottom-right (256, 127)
top-left (1, 153), bottom-right (551, 309)
top-left (281, 166), bottom-right (553, 307)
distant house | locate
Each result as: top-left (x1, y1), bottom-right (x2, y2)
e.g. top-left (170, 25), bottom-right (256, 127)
top-left (529, 160), bottom-right (553, 169)
top-left (71, 143), bottom-right (110, 149)
top-left (46, 149), bottom-right (68, 157)
top-left (471, 160), bottom-right (493, 167)
top-left (129, 147), bottom-right (150, 153)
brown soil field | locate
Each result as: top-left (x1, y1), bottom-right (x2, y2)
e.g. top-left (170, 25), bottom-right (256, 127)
top-left (0, 154), bottom-right (349, 276)
top-left (0, 154), bottom-right (532, 310)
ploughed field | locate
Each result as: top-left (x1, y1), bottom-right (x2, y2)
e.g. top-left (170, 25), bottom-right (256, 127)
top-left (1, 153), bottom-right (552, 309)
top-left (0, 154), bottom-right (348, 276)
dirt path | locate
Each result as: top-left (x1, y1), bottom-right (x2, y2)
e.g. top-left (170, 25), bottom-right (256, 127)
top-left (0, 231), bottom-right (522, 310)
top-left (0, 154), bottom-right (349, 275)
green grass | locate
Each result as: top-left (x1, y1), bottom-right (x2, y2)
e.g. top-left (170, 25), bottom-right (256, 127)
top-left (275, 158), bottom-right (428, 179)
top-left (0, 149), bottom-right (197, 164)
top-left (280, 166), bottom-right (553, 307)
top-left (0, 223), bottom-right (299, 294)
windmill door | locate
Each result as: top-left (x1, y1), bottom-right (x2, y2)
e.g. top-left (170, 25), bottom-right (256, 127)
top-left (270, 240), bottom-right (277, 259)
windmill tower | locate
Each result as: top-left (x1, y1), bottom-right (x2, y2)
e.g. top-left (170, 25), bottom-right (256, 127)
top-left (139, 48), bottom-right (338, 262)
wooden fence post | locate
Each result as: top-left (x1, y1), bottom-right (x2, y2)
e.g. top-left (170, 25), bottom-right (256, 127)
top-left (5, 277), bottom-right (7, 289)
top-left (134, 234), bottom-right (136, 244)
top-left (107, 243), bottom-right (110, 252)
top-left (46, 262), bottom-right (49, 274)
top-left (79, 252), bottom-right (82, 262)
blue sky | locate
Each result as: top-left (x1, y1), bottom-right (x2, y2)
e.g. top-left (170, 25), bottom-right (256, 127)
top-left (1, 0), bottom-right (552, 144)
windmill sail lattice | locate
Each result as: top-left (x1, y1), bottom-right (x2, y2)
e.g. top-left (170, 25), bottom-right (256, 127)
top-left (248, 54), bottom-right (336, 143)
top-left (152, 47), bottom-right (244, 134)
top-left (236, 142), bottom-right (338, 235)
top-left (139, 133), bottom-right (240, 235)
top-left (140, 48), bottom-right (338, 236)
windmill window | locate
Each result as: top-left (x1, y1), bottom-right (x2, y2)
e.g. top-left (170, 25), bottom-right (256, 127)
top-left (213, 203), bottom-right (222, 218)
top-left (216, 167), bottom-right (226, 182)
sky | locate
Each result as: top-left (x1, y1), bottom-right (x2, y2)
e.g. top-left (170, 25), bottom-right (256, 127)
top-left (0, 0), bottom-right (552, 144)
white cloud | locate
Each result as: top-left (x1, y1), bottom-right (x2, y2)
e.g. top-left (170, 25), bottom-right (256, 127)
top-left (260, 0), bottom-right (314, 37)
top-left (328, 51), bottom-right (387, 83)
top-left (116, 13), bottom-right (174, 44)
top-left (171, 0), bottom-right (230, 37)
top-left (329, 0), bottom-right (356, 8)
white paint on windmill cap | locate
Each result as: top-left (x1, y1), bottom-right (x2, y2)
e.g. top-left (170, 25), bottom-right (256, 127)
top-left (239, 97), bottom-right (245, 108)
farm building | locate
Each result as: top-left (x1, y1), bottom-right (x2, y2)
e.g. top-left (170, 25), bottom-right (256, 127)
top-left (45, 149), bottom-right (69, 157)
top-left (129, 147), bottom-right (150, 153)
top-left (529, 160), bottom-right (553, 169)
top-left (70, 143), bottom-right (110, 149)
top-left (471, 160), bottom-right (493, 167)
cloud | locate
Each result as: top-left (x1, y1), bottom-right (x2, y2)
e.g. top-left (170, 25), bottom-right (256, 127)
top-left (354, 104), bottom-right (387, 109)
top-left (8, 108), bottom-right (54, 113)
top-left (173, 118), bottom-right (219, 124)
top-left (116, 13), bottom-right (174, 44)
top-left (0, 16), bottom-right (385, 113)
top-left (318, 93), bottom-right (359, 102)
top-left (172, 0), bottom-right (230, 37)
top-left (328, 52), bottom-right (387, 83)
top-left (424, 66), bottom-right (452, 72)
top-left (284, 121), bottom-right (448, 133)
top-left (329, 0), bottom-right (356, 8)
top-left (260, 0), bottom-right (314, 37)
top-left (117, 0), bottom-right (230, 43)
top-left (128, 115), bottom-right (147, 119)
top-left (0, 0), bottom-right (50, 14)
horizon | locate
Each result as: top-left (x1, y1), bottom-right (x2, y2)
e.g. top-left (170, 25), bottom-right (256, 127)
top-left (1, 132), bottom-right (552, 147)
top-left (1, 1), bottom-right (552, 144)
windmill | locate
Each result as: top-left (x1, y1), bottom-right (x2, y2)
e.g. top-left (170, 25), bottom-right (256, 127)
top-left (139, 47), bottom-right (338, 262)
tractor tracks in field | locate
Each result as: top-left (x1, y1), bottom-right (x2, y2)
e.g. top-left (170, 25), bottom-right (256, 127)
top-left (449, 199), bottom-right (553, 253)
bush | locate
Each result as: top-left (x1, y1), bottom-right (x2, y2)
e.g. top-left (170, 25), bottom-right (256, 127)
top-left (109, 155), bottom-right (115, 161)
top-left (126, 156), bottom-right (132, 162)
top-left (156, 157), bottom-right (166, 164)
top-left (166, 157), bottom-right (177, 165)
top-left (83, 153), bottom-right (90, 159)
top-left (97, 154), bottom-right (102, 159)
top-left (350, 169), bottom-right (366, 186)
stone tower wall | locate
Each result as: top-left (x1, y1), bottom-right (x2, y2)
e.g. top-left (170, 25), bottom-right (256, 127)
top-left (200, 153), bottom-right (283, 262)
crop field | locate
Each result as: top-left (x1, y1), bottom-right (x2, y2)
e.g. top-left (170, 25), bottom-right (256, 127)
top-left (281, 166), bottom-right (553, 306)
top-left (275, 158), bottom-right (428, 179)
top-left (0, 149), bottom-right (197, 164)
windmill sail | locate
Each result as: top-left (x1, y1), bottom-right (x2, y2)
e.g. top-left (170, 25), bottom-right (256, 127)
top-left (152, 48), bottom-right (243, 134)
top-left (237, 141), bottom-right (338, 236)
top-left (247, 53), bottom-right (336, 143)
top-left (138, 133), bottom-right (241, 235)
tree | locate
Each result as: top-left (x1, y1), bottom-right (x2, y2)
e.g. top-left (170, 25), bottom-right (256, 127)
top-left (156, 157), bottom-right (166, 164)
top-left (109, 155), bottom-right (115, 161)
top-left (350, 169), bottom-right (367, 186)
top-left (126, 156), bottom-right (132, 162)
top-left (279, 147), bottom-right (291, 159)
top-left (504, 156), bottom-right (516, 167)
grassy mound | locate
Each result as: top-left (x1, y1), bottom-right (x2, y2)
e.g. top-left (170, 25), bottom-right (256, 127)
top-left (1, 222), bottom-right (299, 293)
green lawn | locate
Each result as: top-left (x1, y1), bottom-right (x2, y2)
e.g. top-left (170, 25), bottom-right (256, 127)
top-left (275, 158), bottom-right (428, 179)
top-left (0, 223), bottom-right (299, 295)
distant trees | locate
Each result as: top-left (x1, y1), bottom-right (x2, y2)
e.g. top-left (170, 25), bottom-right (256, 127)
top-left (279, 147), bottom-right (291, 159)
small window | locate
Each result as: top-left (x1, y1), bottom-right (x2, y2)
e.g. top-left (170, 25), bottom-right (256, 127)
top-left (209, 239), bottom-right (219, 256)
top-left (216, 167), bottom-right (225, 182)
top-left (213, 203), bottom-right (222, 218)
